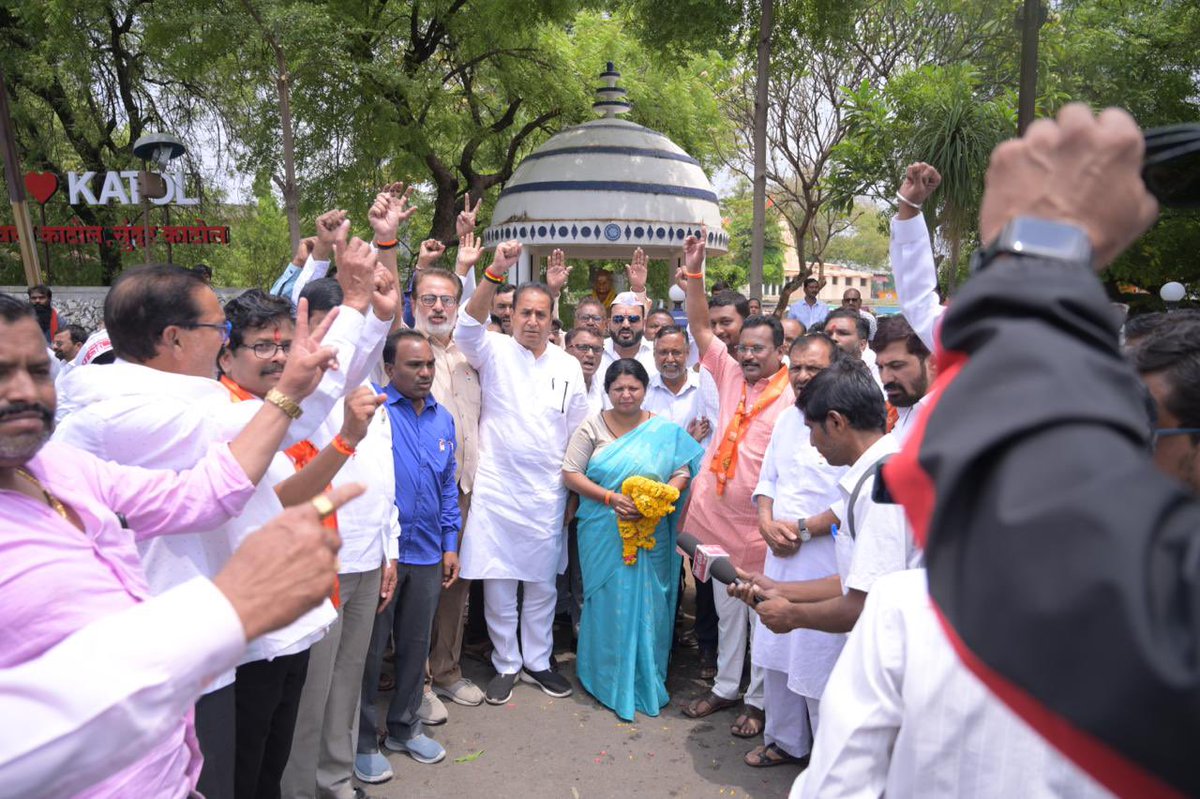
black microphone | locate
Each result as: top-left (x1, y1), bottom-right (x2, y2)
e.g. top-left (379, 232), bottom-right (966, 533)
top-left (677, 532), bottom-right (761, 602)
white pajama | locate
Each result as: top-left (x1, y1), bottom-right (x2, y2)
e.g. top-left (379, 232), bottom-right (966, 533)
top-left (763, 668), bottom-right (812, 758)
top-left (712, 576), bottom-right (763, 707)
top-left (484, 579), bottom-right (558, 674)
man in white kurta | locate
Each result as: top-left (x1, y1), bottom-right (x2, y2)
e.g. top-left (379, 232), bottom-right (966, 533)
top-left (454, 241), bottom-right (589, 705)
top-left (748, 334), bottom-right (847, 765)
top-left (791, 569), bottom-right (1113, 799)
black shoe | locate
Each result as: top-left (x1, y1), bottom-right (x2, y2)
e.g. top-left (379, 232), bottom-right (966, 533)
top-left (520, 667), bottom-right (573, 698)
top-left (485, 671), bottom-right (518, 705)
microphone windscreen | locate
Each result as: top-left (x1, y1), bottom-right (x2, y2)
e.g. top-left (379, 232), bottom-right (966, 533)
top-left (677, 532), bottom-right (702, 558)
top-left (708, 555), bottom-right (741, 586)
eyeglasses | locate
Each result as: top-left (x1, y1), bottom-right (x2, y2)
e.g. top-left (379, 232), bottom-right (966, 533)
top-left (1151, 427), bottom-right (1200, 451)
top-left (735, 344), bottom-right (771, 356)
top-left (240, 341), bottom-right (293, 359)
top-left (576, 313), bottom-right (604, 323)
top-left (611, 315), bottom-right (641, 325)
top-left (417, 294), bottom-right (458, 307)
top-left (176, 320), bottom-right (232, 343)
top-left (571, 344), bottom-right (603, 355)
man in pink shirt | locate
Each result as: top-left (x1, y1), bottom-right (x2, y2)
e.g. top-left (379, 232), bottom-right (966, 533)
top-left (0, 294), bottom-right (359, 799)
top-left (679, 228), bottom-right (794, 739)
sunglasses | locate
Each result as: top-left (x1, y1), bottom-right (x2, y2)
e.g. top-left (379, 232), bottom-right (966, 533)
top-left (1143, 124), bottom-right (1200, 209)
top-left (611, 315), bottom-right (641, 325)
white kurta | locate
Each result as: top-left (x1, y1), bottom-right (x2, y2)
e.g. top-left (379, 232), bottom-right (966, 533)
top-left (751, 407), bottom-right (847, 696)
top-left (454, 313), bottom-right (589, 583)
top-left (890, 214), bottom-right (944, 353)
top-left (792, 569), bottom-right (1113, 799)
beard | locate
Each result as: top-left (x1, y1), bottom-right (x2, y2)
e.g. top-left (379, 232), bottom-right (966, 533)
top-left (0, 402), bottom-right (54, 462)
top-left (33, 304), bottom-right (52, 333)
top-left (415, 313), bottom-right (456, 339)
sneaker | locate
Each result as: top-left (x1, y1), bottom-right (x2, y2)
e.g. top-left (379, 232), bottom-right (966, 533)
top-left (353, 751), bottom-right (393, 784)
top-left (520, 667), bottom-right (573, 698)
top-left (434, 678), bottom-right (485, 707)
top-left (418, 689), bottom-right (448, 725)
top-left (485, 671), bottom-right (518, 705)
top-left (384, 733), bottom-right (446, 764)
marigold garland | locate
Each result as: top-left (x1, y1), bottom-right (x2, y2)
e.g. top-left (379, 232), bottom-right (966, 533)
top-left (617, 476), bottom-right (680, 565)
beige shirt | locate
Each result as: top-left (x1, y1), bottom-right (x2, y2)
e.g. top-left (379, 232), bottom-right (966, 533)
top-left (430, 336), bottom-right (482, 494)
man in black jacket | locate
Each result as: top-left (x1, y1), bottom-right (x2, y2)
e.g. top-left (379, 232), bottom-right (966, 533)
top-left (884, 103), bottom-right (1196, 797)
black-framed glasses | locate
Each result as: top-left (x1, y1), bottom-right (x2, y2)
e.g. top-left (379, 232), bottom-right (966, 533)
top-left (176, 320), bottom-right (232, 343)
top-left (1152, 427), bottom-right (1200, 451)
top-left (239, 341), bottom-right (293, 359)
top-left (1143, 123), bottom-right (1200, 209)
top-left (576, 313), bottom-right (604, 323)
top-left (611, 314), bottom-right (641, 325)
top-left (417, 294), bottom-right (458, 307)
top-left (571, 344), bottom-right (603, 355)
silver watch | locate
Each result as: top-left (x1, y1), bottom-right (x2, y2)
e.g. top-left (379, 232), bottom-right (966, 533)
top-left (798, 524), bottom-right (812, 543)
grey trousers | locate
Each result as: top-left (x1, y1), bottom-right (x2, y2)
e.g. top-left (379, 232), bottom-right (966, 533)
top-left (358, 562), bottom-right (443, 753)
top-left (280, 567), bottom-right (381, 799)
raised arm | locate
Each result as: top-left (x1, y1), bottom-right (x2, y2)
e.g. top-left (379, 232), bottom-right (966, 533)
top-left (624, 248), bottom-right (652, 315)
top-left (885, 105), bottom-right (1192, 796)
top-left (681, 227), bottom-right (714, 356)
top-left (292, 209), bottom-right (347, 304)
top-left (463, 240), bottom-right (521, 325)
top-left (891, 163), bottom-right (944, 351)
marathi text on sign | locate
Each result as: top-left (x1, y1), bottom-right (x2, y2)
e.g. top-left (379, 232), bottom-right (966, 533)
top-left (0, 223), bottom-right (231, 251)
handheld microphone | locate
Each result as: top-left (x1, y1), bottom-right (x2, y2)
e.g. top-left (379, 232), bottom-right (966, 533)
top-left (677, 532), bottom-right (761, 602)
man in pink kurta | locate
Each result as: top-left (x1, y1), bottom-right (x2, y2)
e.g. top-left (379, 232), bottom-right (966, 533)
top-left (678, 228), bottom-right (793, 732)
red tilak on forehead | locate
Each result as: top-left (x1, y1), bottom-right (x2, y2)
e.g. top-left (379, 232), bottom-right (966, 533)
top-left (273, 327), bottom-right (282, 344)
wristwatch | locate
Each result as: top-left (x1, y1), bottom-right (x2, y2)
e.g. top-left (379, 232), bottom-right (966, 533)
top-left (798, 523), bottom-right (812, 543)
top-left (970, 216), bottom-right (1093, 273)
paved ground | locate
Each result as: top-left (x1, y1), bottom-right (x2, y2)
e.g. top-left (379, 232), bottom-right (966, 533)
top-left (360, 584), bottom-right (803, 799)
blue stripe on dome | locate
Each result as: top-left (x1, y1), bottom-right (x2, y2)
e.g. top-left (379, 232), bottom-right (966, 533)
top-left (522, 146), bottom-right (699, 166)
top-left (499, 180), bottom-right (718, 203)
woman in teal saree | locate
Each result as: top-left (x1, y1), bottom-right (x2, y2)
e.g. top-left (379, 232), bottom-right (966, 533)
top-left (563, 359), bottom-right (704, 721)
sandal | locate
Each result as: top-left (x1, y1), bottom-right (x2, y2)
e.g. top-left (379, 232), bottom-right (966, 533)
top-left (682, 691), bottom-right (740, 719)
top-left (698, 648), bottom-right (718, 681)
top-left (744, 742), bottom-right (805, 768)
top-left (730, 704), bottom-right (765, 738)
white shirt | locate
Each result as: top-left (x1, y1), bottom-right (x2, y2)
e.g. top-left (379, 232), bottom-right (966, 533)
top-left (313, 381), bottom-right (400, 574)
top-left (599, 337), bottom-right (658, 384)
top-left (890, 214), bottom-right (943, 352)
top-left (890, 392), bottom-right (932, 444)
top-left (788, 298), bottom-right (830, 328)
top-left (454, 313), bottom-right (590, 583)
top-left (642, 370), bottom-right (703, 431)
top-left (291, 255), bottom-right (331, 305)
top-left (696, 367), bottom-right (720, 452)
top-left (792, 570), bottom-right (1113, 799)
top-left (582, 374), bottom-right (605, 417)
top-left (54, 305), bottom-right (387, 689)
top-left (0, 577), bottom-right (245, 799)
top-left (752, 407), bottom-right (847, 695)
top-left (858, 308), bottom-right (877, 340)
top-left (833, 434), bottom-right (922, 595)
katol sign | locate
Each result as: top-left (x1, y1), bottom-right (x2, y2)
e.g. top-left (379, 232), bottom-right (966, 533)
top-left (23, 170), bottom-right (199, 207)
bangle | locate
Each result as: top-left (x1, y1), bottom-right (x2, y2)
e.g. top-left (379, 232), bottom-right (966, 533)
top-left (374, 239), bottom-right (398, 250)
top-left (483, 269), bottom-right (505, 285)
top-left (684, 270), bottom-right (704, 280)
top-left (332, 435), bottom-right (356, 456)
top-left (604, 490), bottom-right (613, 506)
top-left (895, 192), bottom-right (922, 211)
top-left (264, 388), bottom-right (303, 420)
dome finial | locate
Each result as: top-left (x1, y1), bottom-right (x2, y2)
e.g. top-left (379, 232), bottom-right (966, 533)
top-left (594, 62), bottom-right (631, 119)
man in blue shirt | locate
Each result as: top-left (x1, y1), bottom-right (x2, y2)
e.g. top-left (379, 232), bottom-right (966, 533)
top-left (788, 277), bottom-right (830, 329)
top-left (356, 330), bottom-right (461, 780)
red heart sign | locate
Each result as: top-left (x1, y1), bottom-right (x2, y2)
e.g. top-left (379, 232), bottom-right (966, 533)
top-left (24, 172), bottom-right (58, 204)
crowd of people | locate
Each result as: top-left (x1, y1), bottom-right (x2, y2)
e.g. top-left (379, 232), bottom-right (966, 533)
top-left (1, 103), bottom-right (1197, 799)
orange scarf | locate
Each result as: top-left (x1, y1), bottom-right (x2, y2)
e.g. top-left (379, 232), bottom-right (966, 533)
top-left (220, 375), bottom-right (340, 608)
top-left (708, 365), bottom-right (790, 496)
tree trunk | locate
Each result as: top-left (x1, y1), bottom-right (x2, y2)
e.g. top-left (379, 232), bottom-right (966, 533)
top-left (274, 49), bottom-right (301, 253)
top-left (749, 0), bottom-right (774, 300)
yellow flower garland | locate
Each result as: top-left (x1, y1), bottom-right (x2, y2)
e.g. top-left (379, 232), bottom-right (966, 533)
top-left (617, 476), bottom-right (680, 565)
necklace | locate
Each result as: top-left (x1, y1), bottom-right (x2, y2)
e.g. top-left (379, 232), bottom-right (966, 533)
top-left (14, 467), bottom-right (71, 521)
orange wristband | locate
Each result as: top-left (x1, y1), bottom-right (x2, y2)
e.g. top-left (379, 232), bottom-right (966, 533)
top-left (332, 435), bottom-right (356, 456)
top-left (684, 270), bottom-right (704, 280)
top-left (604, 490), bottom-right (613, 506)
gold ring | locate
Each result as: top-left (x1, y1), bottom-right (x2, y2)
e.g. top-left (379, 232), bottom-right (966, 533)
top-left (310, 494), bottom-right (336, 520)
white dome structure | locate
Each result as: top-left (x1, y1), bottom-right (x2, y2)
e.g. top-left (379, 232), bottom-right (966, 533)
top-left (484, 63), bottom-right (728, 282)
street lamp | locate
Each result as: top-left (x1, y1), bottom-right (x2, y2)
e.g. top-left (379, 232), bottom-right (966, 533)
top-left (1160, 281), bottom-right (1186, 310)
top-left (132, 133), bottom-right (187, 263)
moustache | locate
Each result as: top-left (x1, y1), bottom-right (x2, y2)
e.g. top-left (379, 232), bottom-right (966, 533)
top-left (260, 364), bottom-right (285, 377)
top-left (0, 401), bottom-right (53, 425)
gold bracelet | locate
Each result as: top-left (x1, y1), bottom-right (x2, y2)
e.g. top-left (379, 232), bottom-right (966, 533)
top-left (264, 388), bottom-right (303, 420)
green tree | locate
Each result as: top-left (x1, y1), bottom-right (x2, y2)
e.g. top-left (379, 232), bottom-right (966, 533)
top-left (707, 185), bottom-right (784, 293)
